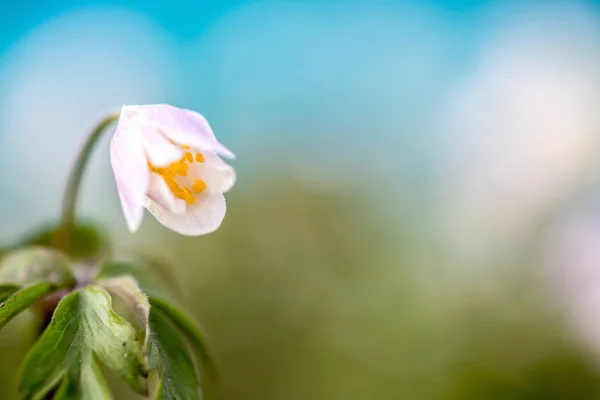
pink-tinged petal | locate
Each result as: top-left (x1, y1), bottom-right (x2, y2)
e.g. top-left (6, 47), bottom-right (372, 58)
top-left (146, 174), bottom-right (186, 214)
top-left (132, 104), bottom-right (235, 159)
top-left (110, 111), bottom-right (149, 232)
top-left (190, 151), bottom-right (236, 193)
top-left (138, 128), bottom-right (183, 167)
top-left (145, 192), bottom-right (227, 236)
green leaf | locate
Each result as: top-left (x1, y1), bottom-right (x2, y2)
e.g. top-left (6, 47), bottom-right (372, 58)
top-left (0, 283), bottom-right (57, 331)
top-left (0, 284), bottom-right (20, 302)
top-left (98, 275), bottom-right (150, 346)
top-left (150, 297), bottom-right (218, 381)
top-left (18, 220), bottom-right (111, 261)
top-left (130, 254), bottom-right (181, 295)
top-left (149, 307), bottom-right (201, 400)
top-left (18, 286), bottom-right (148, 400)
top-left (96, 261), bottom-right (167, 299)
top-left (52, 360), bottom-right (112, 400)
top-left (0, 247), bottom-right (75, 287)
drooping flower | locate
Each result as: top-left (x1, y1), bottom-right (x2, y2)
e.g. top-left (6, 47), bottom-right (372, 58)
top-left (110, 104), bottom-right (236, 236)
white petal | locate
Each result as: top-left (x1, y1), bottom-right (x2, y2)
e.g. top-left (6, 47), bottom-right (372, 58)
top-left (145, 192), bottom-right (227, 236)
top-left (130, 104), bottom-right (235, 159)
top-left (138, 128), bottom-right (183, 167)
top-left (146, 174), bottom-right (186, 214)
top-left (110, 110), bottom-right (149, 233)
top-left (190, 151), bottom-right (236, 194)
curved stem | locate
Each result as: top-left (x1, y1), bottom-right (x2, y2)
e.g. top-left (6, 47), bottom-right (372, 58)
top-left (54, 113), bottom-right (119, 253)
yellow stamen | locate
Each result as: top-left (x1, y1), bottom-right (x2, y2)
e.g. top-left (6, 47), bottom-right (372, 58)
top-left (183, 188), bottom-right (195, 204)
top-left (147, 144), bottom-right (207, 205)
top-left (192, 180), bottom-right (206, 194)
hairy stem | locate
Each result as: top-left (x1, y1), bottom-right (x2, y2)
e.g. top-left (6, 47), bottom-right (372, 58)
top-left (53, 113), bottom-right (119, 253)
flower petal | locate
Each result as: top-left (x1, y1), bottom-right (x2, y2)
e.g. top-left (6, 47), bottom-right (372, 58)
top-left (131, 104), bottom-right (235, 159)
top-left (110, 111), bottom-right (149, 232)
top-left (138, 128), bottom-right (183, 167)
top-left (146, 174), bottom-right (186, 214)
top-left (190, 151), bottom-right (236, 194)
top-left (145, 192), bottom-right (227, 236)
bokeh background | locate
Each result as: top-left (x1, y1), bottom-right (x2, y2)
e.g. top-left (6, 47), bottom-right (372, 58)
top-left (4, 0), bottom-right (600, 398)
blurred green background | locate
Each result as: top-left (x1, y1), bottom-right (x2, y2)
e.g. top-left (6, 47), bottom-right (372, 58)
top-left (3, 175), bottom-right (600, 399)
top-left (4, 0), bottom-right (600, 399)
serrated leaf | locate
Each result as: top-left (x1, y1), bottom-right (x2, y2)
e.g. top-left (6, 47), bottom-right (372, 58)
top-left (149, 308), bottom-right (201, 400)
top-left (0, 283), bottom-right (57, 331)
top-left (18, 286), bottom-right (148, 400)
top-left (98, 275), bottom-right (150, 346)
top-left (0, 247), bottom-right (75, 287)
top-left (150, 297), bottom-right (218, 381)
top-left (96, 261), bottom-right (167, 299)
top-left (0, 284), bottom-right (20, 302)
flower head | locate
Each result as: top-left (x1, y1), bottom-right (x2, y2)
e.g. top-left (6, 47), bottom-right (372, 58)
top-left (110, 104), bottom-right (236, 236)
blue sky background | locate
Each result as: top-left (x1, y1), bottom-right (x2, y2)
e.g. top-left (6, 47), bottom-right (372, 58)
top-left (0, 0), bottom-right (496, 50)
top-left (1, 0), bottom-right (600, 245)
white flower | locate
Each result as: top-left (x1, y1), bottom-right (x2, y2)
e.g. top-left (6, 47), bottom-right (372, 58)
top-left (110, 104), bottom-right (236, 236)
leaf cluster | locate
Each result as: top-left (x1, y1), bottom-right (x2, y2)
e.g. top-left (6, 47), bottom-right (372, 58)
top-left (0, 224), bottom-right (215, 400)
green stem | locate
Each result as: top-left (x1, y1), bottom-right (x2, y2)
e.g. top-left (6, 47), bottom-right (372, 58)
top-left (54, 113), bottom-right (119, 253)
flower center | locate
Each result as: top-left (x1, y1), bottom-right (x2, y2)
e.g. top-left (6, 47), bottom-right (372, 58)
top-left (148, 145), bottom-right (206, 205)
